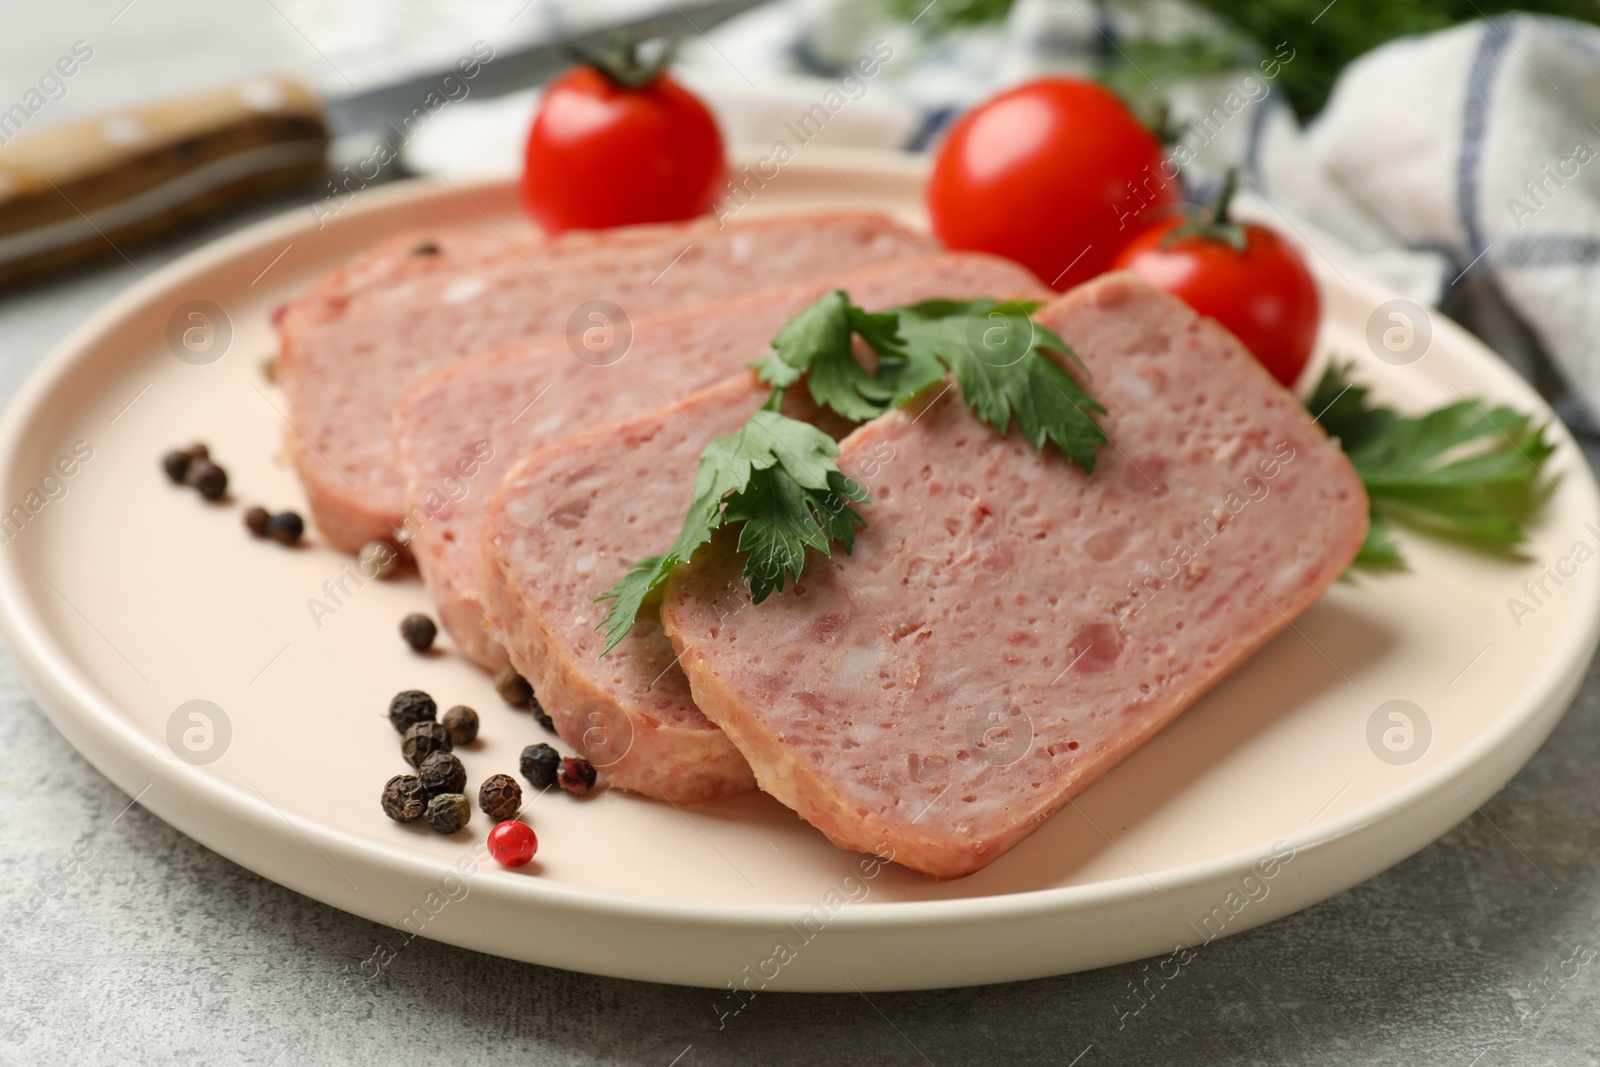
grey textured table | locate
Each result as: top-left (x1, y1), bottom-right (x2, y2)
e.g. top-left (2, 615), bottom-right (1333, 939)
top-left (6, 5), bottom-right (1600, 1065)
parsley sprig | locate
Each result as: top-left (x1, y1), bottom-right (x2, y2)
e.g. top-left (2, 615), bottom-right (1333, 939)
top-left (877, 299), bottom-right (1108, 469)
top-left (1308, 363), bottom-right (1556, 565)
top-left (752, 293), bottom-right (1108, 468)
top-left (595, 291), bottom-right (1108, 654)
top-left (595, 412), bottom-right (867, 654)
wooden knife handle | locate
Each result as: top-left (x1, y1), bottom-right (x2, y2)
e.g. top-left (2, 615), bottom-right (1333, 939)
top-left (0, 75), bottom-right (329, 287)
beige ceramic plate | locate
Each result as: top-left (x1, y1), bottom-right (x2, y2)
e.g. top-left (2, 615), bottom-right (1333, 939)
top-left (2, 150), bottom-right (1596, 992)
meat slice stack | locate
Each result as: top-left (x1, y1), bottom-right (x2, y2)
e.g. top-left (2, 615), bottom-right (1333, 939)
top-left (659, 273), bottom-right (1369, 877)
top-left (278, 212), bottom-right (933, 552)
top-left (394, 253), bottom-right (1045, 670)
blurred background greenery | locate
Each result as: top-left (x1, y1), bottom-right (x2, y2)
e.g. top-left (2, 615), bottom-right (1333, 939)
top-left (887, 0), bottom-right (1600, 118)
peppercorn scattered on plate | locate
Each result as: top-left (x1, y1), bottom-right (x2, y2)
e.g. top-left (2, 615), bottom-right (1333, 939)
top-left (1, 150), bottom-right (1597, 991)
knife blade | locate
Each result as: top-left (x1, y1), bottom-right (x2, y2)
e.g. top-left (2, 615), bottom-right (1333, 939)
top-left (0, 0), bottom-right (764, 287)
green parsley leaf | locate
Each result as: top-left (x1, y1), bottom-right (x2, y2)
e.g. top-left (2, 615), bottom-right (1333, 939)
top-left (1355, 519), bottom-right (1403, 568)
top-left (754, 292), bottom-right (1109, 471)
top-left (725, 466), bottom-right (868, 603)
top-left (880, 299), bottom-right (1107, 472)
top-left (1309, 362), bottom-right (1556, 565)
top-left (594, 410), bottom-right (866, 652)
top-left (751, 290), bottom-right (895, 422)
top-left (1306, 364), bottom-right (1395, 453)
top-left (594, 554), bottom-right (670, 652)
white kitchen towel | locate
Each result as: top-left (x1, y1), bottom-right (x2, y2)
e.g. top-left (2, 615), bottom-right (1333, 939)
top-left (1267, 15), bottom-right (1600, 422)
top-left (277, 0), bottom-right (677, 91)
top-left (403, 3), bottom-right (1600, 418)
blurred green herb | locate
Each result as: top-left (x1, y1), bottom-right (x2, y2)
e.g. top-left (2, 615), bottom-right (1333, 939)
top-left (1307, 363), bottom-right (1556, 566)
top-left (1191, 0), bottom-right (1600, 119)
top-left (1099, 36), bottom-right (1255, 123)
top-left (887, 0), bottom-right (1014, 29)
top-left (883, 0), bottom-right (1600, 119)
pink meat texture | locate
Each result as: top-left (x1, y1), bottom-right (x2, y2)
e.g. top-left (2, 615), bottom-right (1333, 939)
top-left (394, 253), bottom-right (1046, 670)
top-left (277, 213), bottom-right (934, 553)
top-left (481, 376), bottom-right (770, 803)
top-left (659, 273), bottom-right (1370, 878)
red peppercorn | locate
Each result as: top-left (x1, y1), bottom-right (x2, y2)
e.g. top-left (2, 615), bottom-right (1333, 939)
top-left (487, 820), bottom-right (537, 868)
top-left (557, 756), bottom-right (596, 796)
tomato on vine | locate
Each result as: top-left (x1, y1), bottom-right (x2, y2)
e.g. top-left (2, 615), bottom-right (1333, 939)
top-left (1112, 171), bottom-right (1321, 388)
top-left (521, 36), bottom-right (726, 233)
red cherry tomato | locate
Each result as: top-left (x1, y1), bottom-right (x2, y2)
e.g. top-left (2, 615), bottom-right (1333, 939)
top-left (1112, 189), bottom-right (1320, 388)
top-left (521, 61), bottom-right (726, 234)
top-left (488, 820), bottom-right (538, 868)
top-left (927, 78), bottom-right (1176, 292)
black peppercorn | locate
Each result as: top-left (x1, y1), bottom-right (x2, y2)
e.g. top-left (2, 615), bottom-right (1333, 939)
top-left (400, 613), bottom-right (437, 652)
top-left (388, 689), bottom-right (437, 733)
top-left (381, 774), bottom-right (428, 822)
top-left (412, 241), bottom-right (440, 256)
top-left (186, 459), bottom-right (228, 501)
top-left (425, 793), bottom-right (470, 834)
top-left (528, 693), bottom-right (556, 733)
top-left (478, 773), bottom-right (522, 821)
top-left (401, 721), bottom-right (452, 767)
top-left (493, 665), bottom-right (532, 706)
top-left (419, 751), bottom-right (466, 796)
top-left (557, 756), bottom-right (597, 796)
top-left (442, 704), bottom-right (478, 745)
top-left (519, 743), bottom-right (560, 790)
top-left (266, 511), bottom-right (303, 545)
top-left (244, 506), bottom-right (271, 537)
top-left (162, 449), bottom-right (192, 483)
